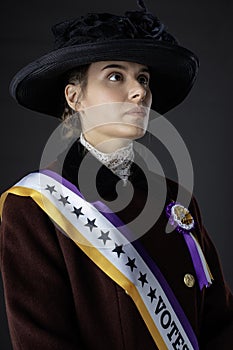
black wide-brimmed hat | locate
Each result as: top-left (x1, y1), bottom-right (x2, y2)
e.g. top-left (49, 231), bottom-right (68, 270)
top-left (10, 0), bottom-right (199, 117)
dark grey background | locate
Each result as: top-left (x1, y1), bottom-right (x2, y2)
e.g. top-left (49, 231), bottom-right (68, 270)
top-left (0, 0), bottom-right (232, 348)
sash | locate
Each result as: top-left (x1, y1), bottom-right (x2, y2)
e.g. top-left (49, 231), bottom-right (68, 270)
top-left (0, 171), bottom-right (199, 350)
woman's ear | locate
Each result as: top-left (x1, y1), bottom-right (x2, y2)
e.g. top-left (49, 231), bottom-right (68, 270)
top-left (64, 84), bottom-right (82, 111)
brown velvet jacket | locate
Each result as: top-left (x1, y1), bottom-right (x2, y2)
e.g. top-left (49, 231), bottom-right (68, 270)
top-left (1, 141), bottom-right (233, 349)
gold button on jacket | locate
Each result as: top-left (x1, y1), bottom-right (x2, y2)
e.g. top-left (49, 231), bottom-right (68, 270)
top-left (184, 274), bottom-right (195, 287)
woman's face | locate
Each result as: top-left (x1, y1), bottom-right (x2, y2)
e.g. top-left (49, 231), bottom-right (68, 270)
top-left (65, 61), bottom-right (152, 151)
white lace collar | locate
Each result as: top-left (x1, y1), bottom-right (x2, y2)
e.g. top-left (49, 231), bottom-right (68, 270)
top-left (79, 133), bottom-right (134, 185)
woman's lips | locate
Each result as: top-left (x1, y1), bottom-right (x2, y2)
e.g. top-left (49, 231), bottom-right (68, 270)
top-left (124, 106), bottom-right (147, 118)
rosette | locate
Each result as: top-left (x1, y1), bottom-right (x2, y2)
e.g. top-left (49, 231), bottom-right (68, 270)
top-left (166, 202), bottom-right (213, 290)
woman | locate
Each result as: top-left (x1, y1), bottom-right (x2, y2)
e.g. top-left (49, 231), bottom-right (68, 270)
top-left (0, 1), bottom-right (233, 349)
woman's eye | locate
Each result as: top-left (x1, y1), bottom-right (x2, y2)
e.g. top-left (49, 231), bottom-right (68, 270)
top-left (109, 73), bottom-right (123, 82)
top-left (138, 75), bottom-right (149, 86)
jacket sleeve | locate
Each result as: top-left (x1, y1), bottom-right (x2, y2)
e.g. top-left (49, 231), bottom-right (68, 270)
top-left (199, 227), bottom-right (233, 350)
top-left (0, 194), bottom-right (84, 350)
top-left (191, 196), bottom-right (233, 349)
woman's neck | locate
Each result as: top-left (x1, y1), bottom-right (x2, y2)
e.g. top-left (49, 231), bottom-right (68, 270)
top-left (81, 132), bottom-right (131, 154)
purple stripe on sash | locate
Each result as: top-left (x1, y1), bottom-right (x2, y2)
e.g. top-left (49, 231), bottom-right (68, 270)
top-left (40, 170), bottom-right (199, 349)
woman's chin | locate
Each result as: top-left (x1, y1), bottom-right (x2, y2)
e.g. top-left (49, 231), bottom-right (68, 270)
top-left (116, 124), bottom-right (147, 140)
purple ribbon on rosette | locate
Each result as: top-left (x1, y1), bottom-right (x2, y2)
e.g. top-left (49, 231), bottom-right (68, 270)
top-left (166, 202), bottom-right (212, 290)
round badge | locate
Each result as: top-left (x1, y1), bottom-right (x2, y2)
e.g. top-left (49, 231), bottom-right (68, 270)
top-left (166, 202), bottom-right (194, 233)
top-left (171, 204), bottom-right (194, 230)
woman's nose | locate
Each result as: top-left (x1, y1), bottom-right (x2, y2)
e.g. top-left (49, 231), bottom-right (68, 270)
top-left (128, 81), bottom-right (147, 103)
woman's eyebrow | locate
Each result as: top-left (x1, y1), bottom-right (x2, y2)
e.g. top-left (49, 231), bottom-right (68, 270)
top-left (101, 64), bottom-right (150, 73)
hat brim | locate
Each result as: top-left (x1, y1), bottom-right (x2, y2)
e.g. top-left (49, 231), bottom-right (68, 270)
top-left (10, 39), bottom-right (199, 117)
